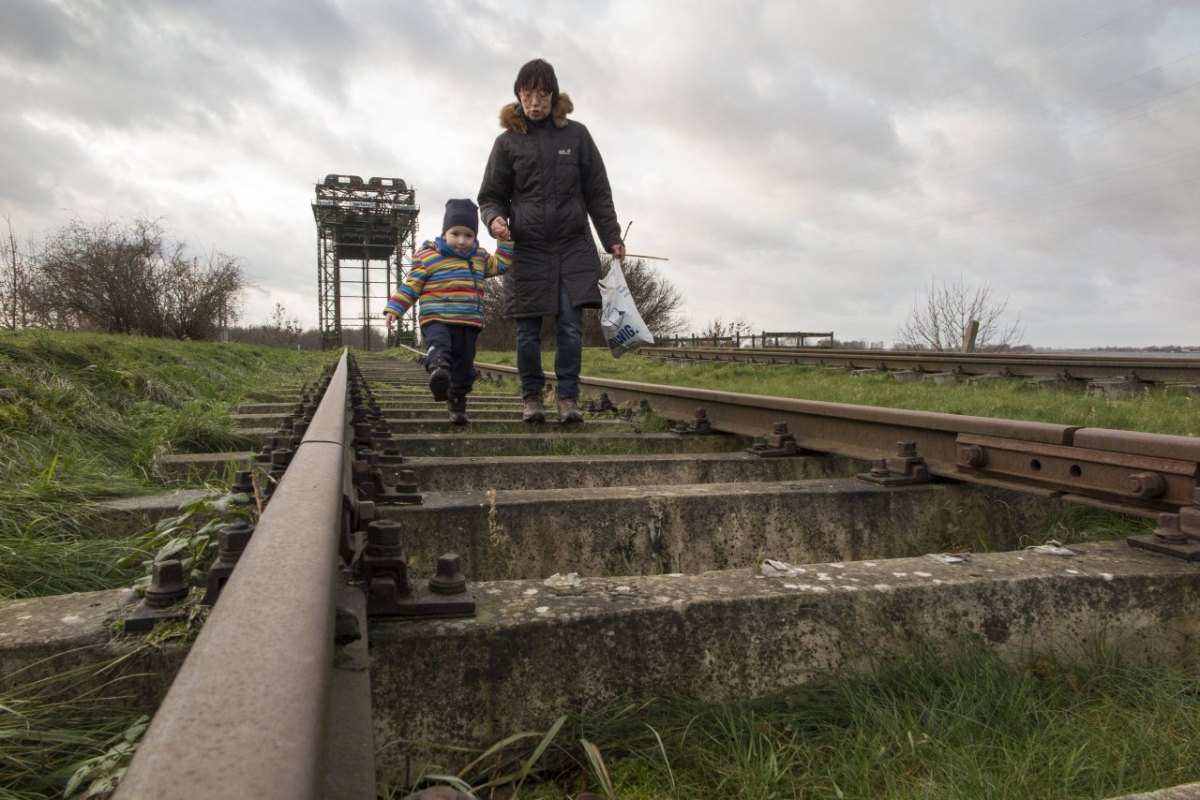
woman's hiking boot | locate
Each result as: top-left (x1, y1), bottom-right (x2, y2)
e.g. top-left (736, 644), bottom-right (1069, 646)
top-left (428, 368), bottom-right (451, 401)
top-left (447, 395), bottom-right (468, 426)
top-left (557, 396), bottom-right (583, 424)
top-left (521, 392), bottom-right (545, 423)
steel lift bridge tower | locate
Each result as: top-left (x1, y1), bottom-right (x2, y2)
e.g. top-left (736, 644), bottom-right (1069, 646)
top-left (312, 174), bottom-right (420, 350)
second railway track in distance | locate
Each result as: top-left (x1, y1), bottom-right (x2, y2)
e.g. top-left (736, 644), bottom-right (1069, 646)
top-left (640, 344), bottom-right (1200, 388)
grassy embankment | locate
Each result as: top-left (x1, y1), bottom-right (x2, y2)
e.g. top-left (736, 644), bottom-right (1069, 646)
top-left (1, 330), bottom-right (332, 798)
top-left (0, 330), bottom-right (330, 600)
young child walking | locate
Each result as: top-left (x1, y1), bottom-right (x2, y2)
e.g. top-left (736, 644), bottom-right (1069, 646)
top-left (383, 198), bottom-right (513, 424)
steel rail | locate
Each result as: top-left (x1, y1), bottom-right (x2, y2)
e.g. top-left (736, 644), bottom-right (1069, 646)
top-left (475, 361), bottom-right (1200, 519)
top-left (116, 351), bottom-right (350, 799)
top-left (639, 346), bottom-right (1200, 384)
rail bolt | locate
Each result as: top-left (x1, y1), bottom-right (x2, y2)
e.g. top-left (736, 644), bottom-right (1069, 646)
top-left (394, 469), bottom-right (421, 496)
top-left (270, 447), bottom-right (293, 470)
top-left (896, 441), bottom-right (917, 458)
top-left (959, 444), bottom-right (988, 469)
top-left (144, 560), bottom-right (189, 609)
top-left (1153, 513), bottom-right (1188, 543)
top-left (218, 522), bottom-right (254, 561)
top-left (230, 470), bottom-right (255, 496)
top-left (1129, 472), bottom-right (1167, 499)
top-left (366, 519), bottom-right (403, 554)
top-left (429, 553), bottom-right (467, 595)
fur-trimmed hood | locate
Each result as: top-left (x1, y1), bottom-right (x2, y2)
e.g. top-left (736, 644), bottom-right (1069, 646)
top-left (499, 92), bottom-right (574, 134)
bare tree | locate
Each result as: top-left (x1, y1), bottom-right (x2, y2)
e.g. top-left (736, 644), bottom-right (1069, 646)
top-left (33, 217), bottom-right (245, 338)
top-left (0, 216), bottom-right (34, 330)
top-left (895, 276), bottom-right (1024, 351)
top-left (225, 303), bottom-right (313, 349)
top-left (698, 316), bottom-right (754, 339)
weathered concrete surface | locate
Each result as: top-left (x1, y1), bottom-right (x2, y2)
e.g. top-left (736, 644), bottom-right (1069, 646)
top-left (379, 479), bottom-right (1066, 581)
top-left (0, 588), bottom-right (136, 683)
top-left (369, 539), bottom-right (1200, 781)
top-left (0, 588), bottom-right (186, 703)
top-left (154, 451), bottom-right (255, 481)
top-left (386, 451), bottom-right (861, 491)
top-left (232, 412), bottom-right (549, 429)
top-left (384, 431), bottom-right (748, 458)
top-left (88, 489), bottom-right (213, 537)
top-left (238, 399), bottom-right (524, 415)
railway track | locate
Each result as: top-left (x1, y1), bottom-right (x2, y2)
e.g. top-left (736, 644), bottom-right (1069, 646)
top-left (47, 348), bottom-right (1195, 797)
top-left (640, 345), bottom-right (1200, 387)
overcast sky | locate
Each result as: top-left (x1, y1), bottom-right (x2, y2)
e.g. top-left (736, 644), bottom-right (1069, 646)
top-left (2, 0), bottom-right (1197, 348)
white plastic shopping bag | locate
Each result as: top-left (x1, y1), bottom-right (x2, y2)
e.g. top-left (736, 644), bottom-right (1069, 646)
top-left (598, 259), bottom-right (655, 358)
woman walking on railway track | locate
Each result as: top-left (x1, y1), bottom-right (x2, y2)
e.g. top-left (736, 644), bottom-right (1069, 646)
top-left (478, 58), bottom-right (626, 424)
top-left (383, 198), bottom-right (513, 425)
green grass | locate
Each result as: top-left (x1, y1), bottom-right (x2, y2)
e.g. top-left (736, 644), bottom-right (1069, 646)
top-left (477, 349), bottom-right (1200, 437)
top-left (0, 330), bottom-right (331, 599)
top-left (1, 651), bottom-right (155, 800)
top-left (404, 636), bottom-right (1200, 800)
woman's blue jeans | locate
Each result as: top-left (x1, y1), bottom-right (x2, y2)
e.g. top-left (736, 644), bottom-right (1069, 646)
top-left (516, 284), bottom-right (582, 400)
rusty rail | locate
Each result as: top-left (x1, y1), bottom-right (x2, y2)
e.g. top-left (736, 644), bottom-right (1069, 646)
top-left (474, 362), bottom-right (1200, 523)
top-left (116, 351), bottom-right (352, 799)
top-left (639, 345), bottom-right (1200, 385)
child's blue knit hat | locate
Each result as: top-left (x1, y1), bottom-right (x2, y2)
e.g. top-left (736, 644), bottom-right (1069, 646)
top-left (443, 198), bottom-right (479, 235)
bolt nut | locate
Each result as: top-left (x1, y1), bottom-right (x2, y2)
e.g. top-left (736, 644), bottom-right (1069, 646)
top-left (270, 448), bottom-right (293, 469)
top-left (230, 470), bottom-right (255, 496)
top-left (1129, 471), bottom-right (1167, 499)
top-left (959, 444), bottom-right (988, 469)
top-left (394, 469), bottom-right (420, 495)
top-left (366, 519), bottom-right (402, 553)
top-left (144, 559), bottom-right (189, 609)
top-left (1153, 512), bottom-right (1188, 543)
top-left (896, 441), bottom-right (917, 458)
top-left (218, 522), bottom-right (254, 560)
top-left (429, 553), bottom-right (467, 595)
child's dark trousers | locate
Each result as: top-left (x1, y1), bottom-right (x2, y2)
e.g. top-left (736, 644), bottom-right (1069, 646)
top-left (421, 322), bottom-right (479, 397)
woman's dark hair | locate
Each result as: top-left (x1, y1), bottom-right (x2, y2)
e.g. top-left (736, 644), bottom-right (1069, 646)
top-left (513, 59), bottom-right (559, 103)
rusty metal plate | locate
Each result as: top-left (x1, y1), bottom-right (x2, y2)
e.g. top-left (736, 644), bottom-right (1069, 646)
top-left (956, 432), bottom-right (1196, 513)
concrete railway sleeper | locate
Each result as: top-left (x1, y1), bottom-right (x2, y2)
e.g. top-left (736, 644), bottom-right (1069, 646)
top-left (4, 348), bottom-right (1199, 797)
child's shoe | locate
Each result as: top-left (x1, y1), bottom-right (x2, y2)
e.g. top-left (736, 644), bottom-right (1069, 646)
top-left (428, 368), bottom-right (451, 401)
top-left (448, 395), bottom-right (468, 425)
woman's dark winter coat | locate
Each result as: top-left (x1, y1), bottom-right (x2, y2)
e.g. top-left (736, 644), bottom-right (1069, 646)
top-left (478, 93), bottom-right (622, 318)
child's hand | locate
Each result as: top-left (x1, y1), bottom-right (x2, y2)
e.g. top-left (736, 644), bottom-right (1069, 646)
top-left (384, 313), bottom-right (396, 331)
top-left (490, 217), bottom-right (511, 240)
